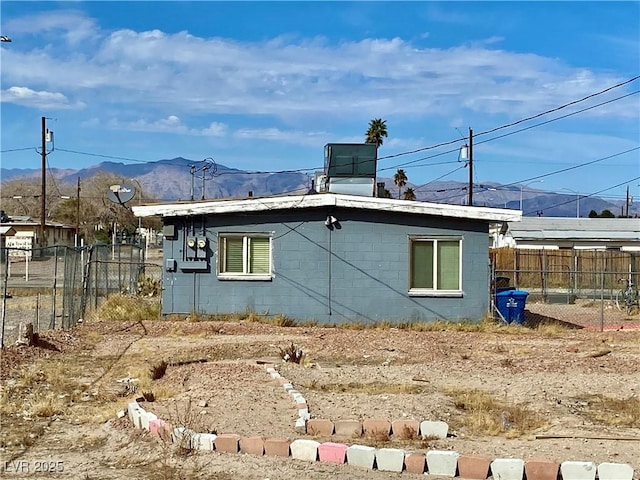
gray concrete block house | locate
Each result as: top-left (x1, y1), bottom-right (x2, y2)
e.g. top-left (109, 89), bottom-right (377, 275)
top-left (134, 144), bottom-right (519, 323)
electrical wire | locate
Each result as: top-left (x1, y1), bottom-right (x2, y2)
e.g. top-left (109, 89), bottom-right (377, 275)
top-left (523, 176), bottom-right (640, 216)
top-left (378, 74), bottom-right (640, 161)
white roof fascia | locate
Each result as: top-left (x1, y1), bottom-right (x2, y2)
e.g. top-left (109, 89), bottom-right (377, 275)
top-left (133, 193), bottom-right (521, 223)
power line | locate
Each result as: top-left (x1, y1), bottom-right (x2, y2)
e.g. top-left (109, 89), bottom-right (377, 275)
top-left (523, 176), bottom-right (640, 216)
top-left (378, 74), bottom-right (640, 161)
top-left (0, 147), bottom-right (37, 153)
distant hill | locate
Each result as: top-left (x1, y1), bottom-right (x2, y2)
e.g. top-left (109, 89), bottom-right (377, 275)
top-left (1, 158), bottom-right (635, 217)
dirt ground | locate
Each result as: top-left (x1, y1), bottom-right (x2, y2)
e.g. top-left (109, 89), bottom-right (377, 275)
top-left (1, 315), bottom-right (639, 479)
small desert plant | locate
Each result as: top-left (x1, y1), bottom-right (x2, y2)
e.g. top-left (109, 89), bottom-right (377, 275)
top-left (87, 294), bottom-right (160, 322)
top-left (279, 342), bottom-right (304, 363)
top-left (574, 394), bottom-right (640, 428)
top-left (447, 388), bottom-right (545, 438)
top-left (136, 274), bottom-right (161, 297)
top-left (150, 360), bottom-right (168, 380)
top-left (273, 314), bottom-right (297, 327)
top-left (302, 381), bottom-right (428, 395)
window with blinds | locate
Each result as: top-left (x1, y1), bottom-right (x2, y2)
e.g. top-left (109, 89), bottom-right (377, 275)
top-left (410, 237), bottom-right (462, 294)
top-left (219, 234), bottom-right (272, 279)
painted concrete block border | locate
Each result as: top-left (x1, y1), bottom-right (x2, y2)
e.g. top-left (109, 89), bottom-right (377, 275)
top-left (318, 442), bottom-right (348, 464)
top-left (597, 462), bottom-right (634, 480)
top-left (290, 439), bottom-right (319, 462)
top-left (490, 458), bottom-right (525, 480)
top-left (426, 450), bottom-right (459, 477)
top-left (560, 461), bottom-right (597, 480)
top-left (346, 444), bottom-right (376, 470)
top-left (375, 448), bottom-right (405, 473)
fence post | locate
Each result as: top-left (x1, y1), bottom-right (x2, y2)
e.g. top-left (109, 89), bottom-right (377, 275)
top-left (1, 248), bottom-right (9, 348)
top-left (51, 246), bottom-right (58, 330)
top-left (36, 293), bottom-right (40, 333)
top-left (600, 269), bottom-right (604, 333)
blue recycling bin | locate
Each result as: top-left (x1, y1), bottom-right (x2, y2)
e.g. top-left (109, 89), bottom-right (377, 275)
top-left (495, 289), bottom-right (529, 324)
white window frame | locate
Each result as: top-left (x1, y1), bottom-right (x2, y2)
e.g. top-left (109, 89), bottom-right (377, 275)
top-left (408, 236), bottom-right (463, 297)
top-left (217, 233), bottom-right (273, 281)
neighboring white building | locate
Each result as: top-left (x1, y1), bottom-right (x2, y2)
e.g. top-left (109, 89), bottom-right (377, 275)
top-left (491, 217), bottom-right (640, 251)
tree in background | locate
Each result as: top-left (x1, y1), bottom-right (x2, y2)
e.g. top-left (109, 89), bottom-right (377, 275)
top-left (1, 173), bottom-right (159, 243)
top-left (365, 118), bottom-right (388, 147)
top-left (394, 169), bottom-right (408, 199)
top-left (403, 187), bottom-right (416, 201)
top-left (589, 209), bottom-right (615, 218)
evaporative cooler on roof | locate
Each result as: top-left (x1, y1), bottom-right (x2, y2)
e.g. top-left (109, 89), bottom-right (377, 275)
top-left (324, 143), bottom-right (378, 197)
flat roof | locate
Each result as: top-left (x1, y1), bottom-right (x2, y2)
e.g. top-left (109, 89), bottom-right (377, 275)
top-left (133, 193), bottom-right (521, 222)
top-left (507, 217), bottom-right (640, 242)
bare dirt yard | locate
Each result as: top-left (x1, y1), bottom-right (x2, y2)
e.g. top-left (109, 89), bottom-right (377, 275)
top-left (1, 308), bottom-right (639, 479)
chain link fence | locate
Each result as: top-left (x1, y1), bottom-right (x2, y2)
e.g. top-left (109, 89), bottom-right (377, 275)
top-left (1, 244), bottom-right (163, 347)
top-left (491, 248), bottom-right (640, 331)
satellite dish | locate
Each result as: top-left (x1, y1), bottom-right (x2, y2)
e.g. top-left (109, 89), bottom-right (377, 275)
top-left (107, 183), bottom-right (136, 204)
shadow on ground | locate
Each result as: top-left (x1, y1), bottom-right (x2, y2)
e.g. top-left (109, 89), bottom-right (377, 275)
top-left (523, 310), bottom-right (583, 330)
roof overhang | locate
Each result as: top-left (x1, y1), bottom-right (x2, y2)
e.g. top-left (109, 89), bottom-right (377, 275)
top-left (133, 193), bottom-right (521, 223)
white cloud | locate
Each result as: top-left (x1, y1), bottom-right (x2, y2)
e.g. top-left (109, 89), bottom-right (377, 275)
top-left (4, 10), bottom-right (98, 45)
top-left (1, 9), bottom-right (637, 142)
top-left (0, 86), bottom-right (85, 110)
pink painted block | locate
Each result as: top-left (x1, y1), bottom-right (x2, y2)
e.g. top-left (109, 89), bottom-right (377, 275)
top-left (458, 455), bottom-right (492, 479)
top-left (318, 442), bottom-right (348, 464)
top-left (264, 437), bottom-right (291, 457)
top-left (334, 420), bottom-right (362, 437)
top-left (149, 419), bottom-right (166, 437)
top-left (240, 436), bottom-right (264, 456)
top-left (525, 459), bottom-right (560, 480)
top-left (405, 452), bottom-right (426, 474)
top-left (306, 419), bottom-right (335, 436)
top-left (362, 418), bottom-right (391, 438)
top-left (391, 419), bottom-right (420, 439)
top-left (214, 434), bottom-right (241, 453)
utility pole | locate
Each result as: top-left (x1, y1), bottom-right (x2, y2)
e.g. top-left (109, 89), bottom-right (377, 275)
top-left (189, 164), bottom-right (196, 201)
top-left (40, 116), bottom-right (46, 248)
top-left (625, 185), bottom-right (630, 218)
top-left (468, 128), bottom-right (473, 207)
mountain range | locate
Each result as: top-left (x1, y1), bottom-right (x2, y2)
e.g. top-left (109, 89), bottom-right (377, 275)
top-left (1, 157), bottom-right (636, 217)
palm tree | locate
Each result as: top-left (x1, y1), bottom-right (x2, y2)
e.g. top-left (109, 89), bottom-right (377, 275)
top-left (365, 118), bottom-right (388, 147)
top-left (394, 169), bottom-right (407, 199)
top-left (403, 187), bottom-right (416, 201)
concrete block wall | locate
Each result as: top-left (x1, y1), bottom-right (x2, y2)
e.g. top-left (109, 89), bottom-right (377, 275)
top-left (120, 365), bottom-right (637, 479)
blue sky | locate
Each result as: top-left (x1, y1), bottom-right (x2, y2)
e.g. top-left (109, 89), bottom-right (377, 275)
top-left (1, 1), bottom-right (639, 203)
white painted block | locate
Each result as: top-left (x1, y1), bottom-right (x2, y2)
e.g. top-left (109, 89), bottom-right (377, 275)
top-left (419, 420), bottom-right (449, 439)
top-left (426, 450), bottom-right (460, 477)
top-left (376, 448), bottom-right (405, 473)
top-left (270, 371), bottom-right (281, 379)
top-left (597, 462), bottom-right (634, 480)
top-left (346, 444), bottom-right (376, 469)
top-left (560, 461), bottom-right (597, 480)
top-left (295, 417), bottom-right (307, 432)
top-left (192, 432), bottom-right (217, 451)
top-left (298, 409), bottom-right (310, 420)
top-left (292, 393), bottom-right (305, 403)
top-left (290, 439), bottom-right (320, 462)
top-left (491, 458), bottom-right (525, 480)
top-left (283, 383), bottom-right (294, 392)
top-left (127, 401), bottom-right (139, 424)
top-left (140, 411), bottom-right (157, 431)
top-left (171, 427), bottom-right (196, 448)
top-left (132, 406), bottom-right (145, 429)
top-left (266, 367), bottom-right (276, 374)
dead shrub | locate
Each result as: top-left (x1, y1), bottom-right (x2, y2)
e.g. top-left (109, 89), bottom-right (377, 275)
top-left (447, 388), bottom-right (544, 438)
top-left (279, 342), bottom-right (304, 363)
top-left (150, 360), bottom-right (168, 380)
top-left (574, 394), bottom-right (640, 428)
